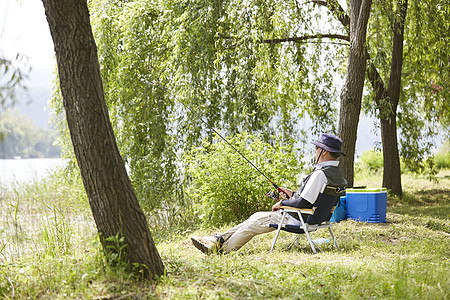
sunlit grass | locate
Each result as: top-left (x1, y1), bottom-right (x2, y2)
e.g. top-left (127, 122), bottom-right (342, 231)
top-left (355, 169), bottom-right (450, 220)
top-left (0, 169), bottom-right (448, 299)
top-left (157, 213), bottom-right (449, 299)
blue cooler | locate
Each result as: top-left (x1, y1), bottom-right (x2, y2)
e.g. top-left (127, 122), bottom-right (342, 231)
top-left (330, 196), bottom-right (347, 223)
top-left (346, 188), bottom-right (387, 223)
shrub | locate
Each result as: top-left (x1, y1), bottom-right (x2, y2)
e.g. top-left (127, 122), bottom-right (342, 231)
top-left (357, 149), bottom-right (383, 173)
top-left (184, 132), bottom-right (303, 226)
top-left (434, 141), bottom-right (450, 169)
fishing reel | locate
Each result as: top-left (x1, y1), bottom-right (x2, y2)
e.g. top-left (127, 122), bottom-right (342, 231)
top-left (265, 190), bottom-right (280, 201)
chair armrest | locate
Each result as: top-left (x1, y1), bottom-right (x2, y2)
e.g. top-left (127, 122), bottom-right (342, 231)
top-left (280, 206), bottom-right (315, 215)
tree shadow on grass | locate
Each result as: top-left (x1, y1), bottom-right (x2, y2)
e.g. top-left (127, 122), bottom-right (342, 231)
top-left (389, 189), bottom-right (450, 219)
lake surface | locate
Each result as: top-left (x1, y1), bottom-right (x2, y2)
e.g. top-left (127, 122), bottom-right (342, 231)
top-left (0, 158), bottom-right (66, 186)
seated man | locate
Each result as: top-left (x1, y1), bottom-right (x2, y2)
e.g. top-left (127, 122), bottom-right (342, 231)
top-left (191, 133), bottom-right (347, 254)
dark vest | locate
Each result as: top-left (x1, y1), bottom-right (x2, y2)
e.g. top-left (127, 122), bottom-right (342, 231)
top-left (298, 164), bottom-right (347, 196)
top-left (322, 165), bottom-right (347, 186)
top-left (288, 164), bottom-right (347, 221)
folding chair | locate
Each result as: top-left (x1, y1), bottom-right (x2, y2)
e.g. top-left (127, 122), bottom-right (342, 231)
top-left (269, 186), bottom-right (344, 254)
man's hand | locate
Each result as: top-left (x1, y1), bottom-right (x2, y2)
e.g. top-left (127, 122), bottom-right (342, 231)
top-left (278, 187), bottom-right (293, 200)
top-left (272, 201), bottom-right (282, 211)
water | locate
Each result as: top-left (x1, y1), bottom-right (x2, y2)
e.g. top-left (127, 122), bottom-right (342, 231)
top-left (0, 158), bottom-right (66, 186)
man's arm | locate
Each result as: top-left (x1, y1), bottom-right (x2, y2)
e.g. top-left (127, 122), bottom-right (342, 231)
top-left (272, 194), bottom-right (313, 213)
top-left (280, 170), bottom-right (327, 208)
top-left (271, 187), bottom-right (295, 211)
top-left (281, 196), bottom-right (313, 209)
top-left (298, 170), bottom-right (327, 203)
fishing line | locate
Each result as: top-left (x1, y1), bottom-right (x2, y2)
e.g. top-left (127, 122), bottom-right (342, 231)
top-left (179, 99), bottom-right (288, 198)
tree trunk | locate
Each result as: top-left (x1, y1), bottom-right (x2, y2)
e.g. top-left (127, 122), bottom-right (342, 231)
top-left (380, 115), bottom-right (402, 194)
top-left (41, 0), bottom-right (164, 278)
top-left (338, 0), bottom-right (372, 187)
top-left (381, 0), bottom-right (407, 196)
top-left (367, 0), bottom-right (407, 196)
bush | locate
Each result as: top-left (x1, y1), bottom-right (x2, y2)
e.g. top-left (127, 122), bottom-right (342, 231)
top-left (434, 141), bottom-right (450, 169)
top-left (357, 149), bottom-right (383, 173)
top-left (184, 132), bottom-right (303, 226)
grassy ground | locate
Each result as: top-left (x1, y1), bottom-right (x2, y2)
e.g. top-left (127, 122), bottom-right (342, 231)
top-left (0, 170), bottom-right (448, 299)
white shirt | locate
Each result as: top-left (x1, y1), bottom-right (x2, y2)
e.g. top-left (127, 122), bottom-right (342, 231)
top-left (300, 160), bottom-right (340, 204)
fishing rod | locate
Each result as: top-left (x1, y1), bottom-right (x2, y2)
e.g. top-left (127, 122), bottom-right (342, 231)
top-left (180, 99), bottom-right (289, 200)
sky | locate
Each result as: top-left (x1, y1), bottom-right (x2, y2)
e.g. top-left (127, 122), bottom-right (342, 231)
top-left (1, 0), bottom-right (55, 71)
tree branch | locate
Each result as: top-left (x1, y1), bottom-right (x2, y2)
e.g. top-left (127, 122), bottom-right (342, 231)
top-left (367, 61), bottom-right (387, 107)
top-left (354, 0), bottom-right (372, 53)
top-left (216, 33), bottom-right (349, 50)
top-left (262, 34), bottom-right (349, 44)
top-left (311, 0), bottom-right (350, 30)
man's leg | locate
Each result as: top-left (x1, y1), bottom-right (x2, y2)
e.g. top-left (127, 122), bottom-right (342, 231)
top-left (191, 210), bottom-right (292, 254)
top-left (221, 211), bottom-right (285, 253)
top-left (191, 217), bottom-right (251, 254)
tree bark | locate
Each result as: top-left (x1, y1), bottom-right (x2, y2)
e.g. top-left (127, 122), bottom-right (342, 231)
top-left (41, 0), bottom-right (164, 278)
top-left (337, 0), bottom-right (372, 187)
top-left (380, 0), bottom-right (407, 196)
top-left (380, 114), bottom-right (402, 194)
top-left (315, 0), bottom-right (406, 195)
top-left (367, 0), bottom-right (407, 196)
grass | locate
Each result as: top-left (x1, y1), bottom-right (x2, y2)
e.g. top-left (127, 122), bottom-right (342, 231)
top-left (355, 169), bottom-right (450, 220)
top-left (156, 215), bottom-right (448, 299)
top-left (0, 169), bottom-right (449, 299)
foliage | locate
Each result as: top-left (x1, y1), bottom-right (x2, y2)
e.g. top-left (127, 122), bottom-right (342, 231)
top-left (0, 169), bottom-right (448, 298)
top-left (357, 149), bottom-right (384, 173)
top-left (435, 141), bottom-right (450, 170)
top-left (0, 54), bottom-right (30, 111)
top-left (184, 132), bottom-right (303, 225)
top-left (47, 0), bottom-right (345, 217)
top-left (88, 0), bottom-right (344, 144)
top-left (0, 109), bottom-right (61, 158)
top-left (364, 0), bottom-right (450, 169)
top-left (403, 0), bottom-right (450, 133)
top-left (356, 147), bottom-right (445, 179)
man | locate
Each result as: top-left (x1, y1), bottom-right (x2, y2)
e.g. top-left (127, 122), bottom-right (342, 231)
top-left (191, 133), bottom-right (347, 254)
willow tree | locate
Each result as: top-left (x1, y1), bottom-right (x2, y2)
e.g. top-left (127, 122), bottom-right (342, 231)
top-left (316, 0), bottom-right (449, 195)
top-left (82, 0), bottom-right (448, 208)
top-left (365, 0), bottom-right (449, 195)
top-left (365, 0), bottom-right (408, 196)
top-left (42, 0), bottom-right (164, 278)
top-left (336, 0), bottom-right (372, 187)
top-left (0, 54), bottom-right (30, 111)
top-left (87, 0), bottom-right (350, 220)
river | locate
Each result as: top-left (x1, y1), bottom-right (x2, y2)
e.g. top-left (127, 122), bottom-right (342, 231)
top-left (0, 158), bottom-right (66, 186)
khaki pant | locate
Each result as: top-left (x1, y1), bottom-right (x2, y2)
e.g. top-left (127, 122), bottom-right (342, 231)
top-left (221, 210), bottom-right (299, 253)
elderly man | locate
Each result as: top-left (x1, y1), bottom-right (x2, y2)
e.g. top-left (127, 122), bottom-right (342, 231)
top-left (191, 133), bottom-right (347, 254)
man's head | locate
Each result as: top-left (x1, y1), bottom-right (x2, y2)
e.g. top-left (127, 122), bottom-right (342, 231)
top-left (311, 133), bottom-right (345, 163)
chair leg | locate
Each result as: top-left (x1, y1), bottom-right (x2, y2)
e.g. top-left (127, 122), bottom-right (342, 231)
top-left (328, 227), bottom-right (339, 250)
top-left (304, 228), bottom-right (317, 254)
top-left (287, 235), bottom-right (301, 250)
top-left (293, 235), bottom-right (301, 248)
top-left (270, 212), bottom-right (287, 253)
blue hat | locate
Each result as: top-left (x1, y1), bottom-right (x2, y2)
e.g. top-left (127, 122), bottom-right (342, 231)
top-left (311, 133), bottom-right (345, 156)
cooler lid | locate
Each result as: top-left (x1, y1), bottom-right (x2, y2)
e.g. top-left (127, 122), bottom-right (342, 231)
top-left (346, 187), bottom-right (387, 193)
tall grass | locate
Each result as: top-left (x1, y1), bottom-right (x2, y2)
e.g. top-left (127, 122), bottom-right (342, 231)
top-left (0, 169), bottom-right (92, 261)
top-left (0, 168), bottom-right (448, 299)
top-left (0, 169), bottom-right (98, 298)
